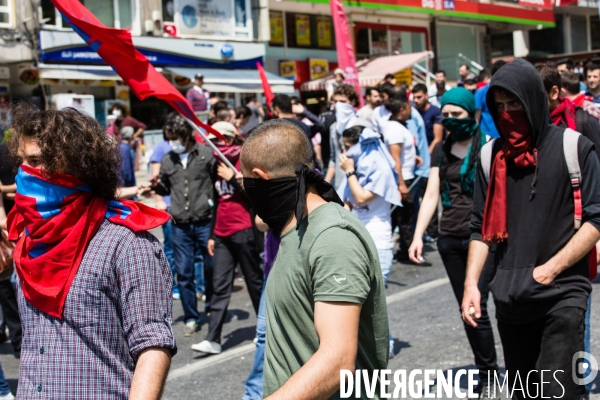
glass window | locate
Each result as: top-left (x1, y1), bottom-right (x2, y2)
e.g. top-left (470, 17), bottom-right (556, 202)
top-left (528, 14), bottom-right (564, 57)
top-left (371, 29), bottom-right (388, 55)
top-left (283, 12), bottom-right (334, 49)
top-left (356, 28), bottom-right (369, 56)
top-left (162, 0), bottom-right (174, 22)
top-left (82, 0), bottom-right (115, 27)
top-left (118, 0), bottom-right (132, 29)
top-left (41, 0), bottom-right (57, 26)
top-left (0, 0), bottom-right (10, 26)
top-left (437, 24), bottom-right (479, 80)
top-left (234, 0), bottom-right (247, 28)
top-left (591, 16), bottom-right (600, 50)
top-left (571, 15), bottom-right (588, 53)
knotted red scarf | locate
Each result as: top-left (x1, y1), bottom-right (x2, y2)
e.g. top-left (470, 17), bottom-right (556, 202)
top-left (550, 98), bottom-right (577, 130)
top-left (482, 111), bottom-right (537, 243)
top-left (7, 165), bottom-right (170, 319)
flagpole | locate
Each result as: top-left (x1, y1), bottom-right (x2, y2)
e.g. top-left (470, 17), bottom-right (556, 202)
top-left (183, 117), bottom-right (240, 174)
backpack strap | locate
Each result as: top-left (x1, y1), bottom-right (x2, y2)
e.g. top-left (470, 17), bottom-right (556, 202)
top-left (563, 128), bottom-right (582, 229)
top-left (480, 138), bottom-right (496, 183)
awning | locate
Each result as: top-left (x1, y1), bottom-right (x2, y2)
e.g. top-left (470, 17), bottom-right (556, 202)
top-left (166, 67), bottom-right (295, 94)
top-left (39, 64), bottom-right (122, 81)
top-left (301, 51), bottom-right (433, 91)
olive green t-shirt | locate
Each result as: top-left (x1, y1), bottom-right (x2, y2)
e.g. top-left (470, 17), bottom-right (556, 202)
top-left (263, 202), bottom-right (389, 399)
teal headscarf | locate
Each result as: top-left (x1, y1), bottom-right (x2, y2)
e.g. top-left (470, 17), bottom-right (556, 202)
top-left (438, 88), bottom-right (484, 207)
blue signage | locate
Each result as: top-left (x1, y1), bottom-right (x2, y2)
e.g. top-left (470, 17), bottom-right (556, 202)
top-left (220, 44), bottom-right (234, 58)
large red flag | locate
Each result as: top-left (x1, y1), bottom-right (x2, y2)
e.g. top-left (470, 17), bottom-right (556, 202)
top-left (330, 0), bottom-right (363, 107)
top-left (257, 62), bottom-right (275, 107)
top-left (50, 0), bottom-right (225, 141)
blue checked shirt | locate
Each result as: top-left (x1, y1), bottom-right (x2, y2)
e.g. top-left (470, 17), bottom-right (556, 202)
top-left (17, 220), bottom-right (177, 399)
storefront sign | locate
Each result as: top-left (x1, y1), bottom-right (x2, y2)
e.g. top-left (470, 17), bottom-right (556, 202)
top-left (18, 64), bottom-right (39, 86)
top-left (317, 17), bottom-right (332, 48)
top-left (309, 59), bottom-right (329, 80)
top-left (394, 68), bottom-right (412, 86)
top-left (295, 14), bottom-right (311, 46)
top-left (270, 11), bottom-right (284, 44)
top-left (280, 61), bottom-right (297, 78)
top-left (177, 0), bottom-right (233, 37)
top-left (518, 0), bottom-right (553, 9)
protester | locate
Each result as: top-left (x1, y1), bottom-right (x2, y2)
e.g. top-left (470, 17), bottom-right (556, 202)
top-left (457, 64), bottom-right (475, 87)
top-left (208, 100), bottom-right (230, 125)
top-left (585, 64), bottom-right (600, 103)
top-left (118, 126), bottom-right (136, 188)
top-left (537, 64), bottom-right (600, 155)
top-left (477, 69), bottom-right (491, 89)
top-left (324, 84), bottom-right (360, 188)
top-left (191, 122), bottom-right (263, 354)
top-left (556, 58), bottom-right (586, 93)
top-left (561, 71), bottom-right (600, 120)
top-left (384, 73), bottom-right (396, 86)
top-left (338, 124), bottom-right (401, 358)
top-left (9, 104), bottom-right (175, 399)
top-left (216, 108), bottom-right (234, 123)
top-left (150, 112), bottom-right (215, 337)
top-left (475, 60), bottom-right (506, 140)
top-left (186, 73), bottom-right (211, 121)
top-left (110, 103), bottom-right (146, 138)
top-left (356, 87), bottom-right (381, 122)
top-left (371, 83), bottom-right (396, 135)
top-left (271, 94), bottom-right (311, 140)
top-left (408, 88), bottom-right (499, 398)
top-left (412, 83), bottom-right (443, 152)
top-left (240, 119), bottom-right (388, 398)
top-left (428, 70), bottom-right (452, 107)
top-left (235, 105), bottom-right (253, 136)
top-left (463, 79), bottom-right (478, 94)
top-left (326, 68), bottom-right (346, 101)
top-left (291, 98), bottom-right (325, 167)
top-left (463, 59), bottom-right (600, 399)
top-left (245, 97), bottom-right (265, 128)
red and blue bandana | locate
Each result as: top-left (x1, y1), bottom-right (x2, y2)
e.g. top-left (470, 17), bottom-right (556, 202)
top-left (7, 165), bottom-right (170, 318)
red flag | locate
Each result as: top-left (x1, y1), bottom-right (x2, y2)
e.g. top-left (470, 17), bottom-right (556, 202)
top-left (50, 0), bottom-right (225, 142)
top-left (257, 62), bottom-right (275, 107)
top-left (330, 0), bottom-right (363, 107)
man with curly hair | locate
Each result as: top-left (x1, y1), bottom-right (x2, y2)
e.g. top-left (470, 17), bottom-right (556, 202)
top-left (6, 104), bottom-right (176, 400)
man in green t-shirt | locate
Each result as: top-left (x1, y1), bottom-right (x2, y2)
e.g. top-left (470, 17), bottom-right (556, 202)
top-left (240, 119), bottom-right (389, 399)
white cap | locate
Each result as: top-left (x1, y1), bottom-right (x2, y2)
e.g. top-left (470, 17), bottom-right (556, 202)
top-left (207, 121), bottom-right (237, 140)
top-left (334, 68), bottom-right (346, 78)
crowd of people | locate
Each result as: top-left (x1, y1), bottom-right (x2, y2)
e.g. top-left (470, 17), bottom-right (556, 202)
top-left (0, 56), bottom-right (597, 400)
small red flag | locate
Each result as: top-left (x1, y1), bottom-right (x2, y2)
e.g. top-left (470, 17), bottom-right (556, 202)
top-left (50, 0), bottom-right (225, 141)
top-left (257, 62), bottom-right (275, 107)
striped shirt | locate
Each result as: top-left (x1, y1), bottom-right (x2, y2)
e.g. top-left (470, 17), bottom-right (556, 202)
top-left (186, 86), bottom-right (210, 112)
top-left (17, 220), bottom-right (176, 399)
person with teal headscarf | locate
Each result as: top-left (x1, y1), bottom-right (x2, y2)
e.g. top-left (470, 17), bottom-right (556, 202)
top-left (406, 87), bottom-right (500, 397)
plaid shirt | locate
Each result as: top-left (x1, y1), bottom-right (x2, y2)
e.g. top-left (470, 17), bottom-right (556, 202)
top-left (17, 220), bottom-right (177, 399)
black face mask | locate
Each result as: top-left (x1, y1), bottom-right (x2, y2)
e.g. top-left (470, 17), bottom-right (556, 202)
top-left (244, 164), bottom-right (343, 233)
top-left (243, 177), bottom-right (297, 233)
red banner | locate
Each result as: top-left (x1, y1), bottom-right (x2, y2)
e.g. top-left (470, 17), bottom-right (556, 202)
top-left (257, 63), bottom-right (275, 107)
top-left (330, 0), bottom-right (363, 106)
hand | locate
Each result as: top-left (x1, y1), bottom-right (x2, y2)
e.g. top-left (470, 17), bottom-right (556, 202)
top-left (461, 284), bottom-right (481, 328)
top-left (291, 103), bottom-right (305, 115)
top-left (217, 162), bottom-right (235, 181)
top-left (399, 183), bottom-right (409, 201)
top-left (408, 238), bottom-right (424, 264)
top-left (339, 154), bottom-right (355, 173)
top-left (155, 198), bottom-right (167, 211)
top-left (415, 155), bottom-right (424, 167)
top-left (207, 239), bottom-right (215, 257)
top-left (138, 183), bottom-right (154, 199)
top-left (149, 175), bottom-right (161, 187)
top-left (235, 173), bottom-right (243, 186)
top-left (532, 263), bottom-right (558, 285)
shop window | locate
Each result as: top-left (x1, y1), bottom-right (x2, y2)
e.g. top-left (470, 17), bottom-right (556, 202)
top-left (162, 0), bottom-right (174, 22)
top-left (528, 14), bottom-right (564, 57)
top-left (356, 28), bottom-right (369, 57)
top-left (283, 12), bottom-right (335, 50)
top-left (40, 0), bottom-right (136, 29)
top-left (173, 0), bottom-right (252, 40)
top-left (571, 15), bottom-right (588, 53)
top-left (490, 33), bottom-right (514, 58)
top-left (591, 16), bottom-right (600, 50)
top-left (0, 0), bottom-right (12, 27)
top-left (371, 29), bottom-right (388, 55)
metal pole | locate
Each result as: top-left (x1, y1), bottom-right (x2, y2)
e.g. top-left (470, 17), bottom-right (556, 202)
top-left (183, 117), bottom-right (240, 174)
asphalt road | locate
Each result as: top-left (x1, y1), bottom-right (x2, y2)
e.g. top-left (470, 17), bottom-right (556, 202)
top-left (0, 233), bottom-right (598, 399)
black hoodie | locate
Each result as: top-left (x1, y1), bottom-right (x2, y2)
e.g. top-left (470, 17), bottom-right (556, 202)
top-left (470, 59), bottom-right (600, 324)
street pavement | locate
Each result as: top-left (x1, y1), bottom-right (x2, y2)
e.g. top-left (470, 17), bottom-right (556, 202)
top-left (0, 213), bottom-right (598, 398)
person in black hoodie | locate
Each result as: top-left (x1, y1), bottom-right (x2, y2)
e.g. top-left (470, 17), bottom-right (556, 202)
top-left (462, 59), bottom-right (600, 399)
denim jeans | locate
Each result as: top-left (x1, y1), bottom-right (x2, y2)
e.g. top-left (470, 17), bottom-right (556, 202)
top-left (194, 244), bottom-right (205, 295)
top-left (242, 277), bottom-right (267, 400)
top-left (377, 248), bottom-right (394, 285)
top-left (172, 219), bottom-right (213, 323)
top-left (0, 361), bottom-right (10, 396)
top-left (161, 214), bottom-right (178, 295)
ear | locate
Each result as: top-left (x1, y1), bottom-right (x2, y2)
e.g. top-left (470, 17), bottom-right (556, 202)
top-left (550, 85), bottom-right (560, 101)
top-left (252, 167), bottom-right (270, 180)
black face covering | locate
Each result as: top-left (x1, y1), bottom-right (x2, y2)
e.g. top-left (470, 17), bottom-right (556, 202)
top-left (243, 164), bottom-right (343, 233)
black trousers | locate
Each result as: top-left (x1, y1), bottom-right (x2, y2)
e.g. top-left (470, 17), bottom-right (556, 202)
top-left (498, 307), bottom-right (586, 400)
top-left (0, 279), bottom-right (21, 353)
top-left (392, 179), bottom-right (415, 258)
top-left (437, 235), bottom-right (498, 381)
top-left (205, 229), bottom-right (263, 344)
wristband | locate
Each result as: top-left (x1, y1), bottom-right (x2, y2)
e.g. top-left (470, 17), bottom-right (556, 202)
top-left (346, 171), bottom-right (357, 178)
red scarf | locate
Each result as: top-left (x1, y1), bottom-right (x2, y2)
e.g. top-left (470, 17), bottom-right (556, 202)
top-left (482, 111), bottom-right (537, 243)
top-left (550, 98), bottom-right (577, 130)
top-left (213, 142), bottom-right (241, 163)
top-left (7, 166), bottom-right (170, 318)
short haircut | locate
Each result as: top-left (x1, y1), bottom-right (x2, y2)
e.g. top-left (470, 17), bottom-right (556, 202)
top-left (556, 58), bottom-right (574, 70)
top-left (241, 119), bottom-right (314, 178)
top-left (491, 60), bottom-right (507, 76)
top-left (213, 100), bottom-right (229, 115)
top-left (379, 83), bottom-right (396, 99)
top-left (111, 102), bottom-right (126, 115)
top-left (235, 105), bottom-right (252, 119)
top-left (342, 125), bottom-right (364, 146)
top-left (435, 70), bottom-right (446, 76)
top-left (561, 71), bottom-right (581, 95)
top-left (333, 84), bottom-right (359, 105)
top-left (536, 63), bottom-right (561, 94)
top-left (478, 68), bottom-right (491, 81)
top-left (365, 87), bottom-right (379, 97)
top-left (463, 78), bottom-right (478, 86)
top-left (412, 83), bottom-right (428, 94)
top-left (460, 63), bottom-right (470, 70)
top-left (246, 96), bottom-right (257, 103)
top-left (384, 73), bottom-right (395, 80)
top-left (290, 96), bottom-right (301, 104)
top-left (387, 97), bottom-right (410, 117)
top-left (164, 112), bottom-right (193, 140)
top-left (272, 94), bottom-right (292, 114)
top-left (587, 63), bottom-right (600, 73)
top-left (10, 103), bottom-right (121, 200)
top-left (216, 109), bottom-right (232, 121)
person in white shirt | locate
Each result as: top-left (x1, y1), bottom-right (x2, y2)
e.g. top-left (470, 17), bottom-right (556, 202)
top-left (428, 70), bottom-right (452, 108)
top-left (325, 68), bottom-right (346, 102)
top-left (356, 87), bottom-right (381, 122)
